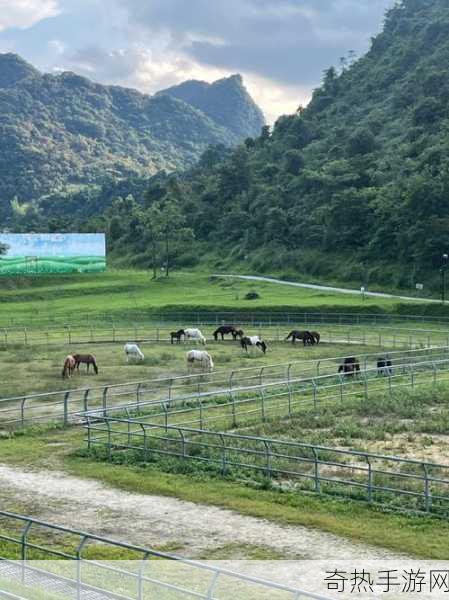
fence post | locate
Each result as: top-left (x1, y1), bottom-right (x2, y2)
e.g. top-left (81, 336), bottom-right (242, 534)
top-left (287, 364), bottom-right (293, 416)
top-left (63, 391), bottom-right (70, 425)
top-left (136, 383), bottom-right (142, 408)
top-left (263, 440), bottom-right (272, 478)
top-left (23, 327), bottom-right (28, 346)
top-left (339, 374), bottom-right (345, 403)
top-left (366, 455), bottom-right (373, 503)
top-left (75, 535), bottom-right (89, 600)
top-left (20, 520), bottom-right (33, 584)
top-left (102, 387), bottom-right (109, 416)
top-left (83, 389), bottom-right (90, 414)
top-left (423, 463), bottom-right (431, 513)
top-left (140, 424), bottom-right (149, 460)
top-left (138, 553), bottom-right (150, 600)
top-left (219, 433), bottom-right (227, 474)
top-left (312, 447), bottom-right (320, 493)
top-left (312, 379), bottom-right (318, 411)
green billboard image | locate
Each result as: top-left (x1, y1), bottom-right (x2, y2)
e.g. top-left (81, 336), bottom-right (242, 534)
top-left (0, 233), bottom-right (106, 275)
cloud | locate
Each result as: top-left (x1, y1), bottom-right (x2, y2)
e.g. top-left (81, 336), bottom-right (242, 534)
top-left (116, 0), bottom-right (393, 85)
top-left (0, 0), bottom-right (395, 122)
top-left (0, 0), bottom-right (60, 32)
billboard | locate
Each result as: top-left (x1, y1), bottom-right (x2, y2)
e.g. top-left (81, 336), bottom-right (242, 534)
top-left (0, 233), bottom-right (106, 275)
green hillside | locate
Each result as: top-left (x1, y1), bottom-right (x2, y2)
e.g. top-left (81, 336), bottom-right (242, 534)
top-left (89, 0), bottom-right (449, 291)
top-left (0, 54), bottom-right (264, 202)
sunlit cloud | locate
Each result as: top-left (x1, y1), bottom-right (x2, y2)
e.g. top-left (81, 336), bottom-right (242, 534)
top-left (0, 0), bottom-right (60, 32)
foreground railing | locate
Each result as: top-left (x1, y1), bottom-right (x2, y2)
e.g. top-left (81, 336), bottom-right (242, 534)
top-left (0, 511), bottom-right (326, 600)
top-left (1, 347), bottom-right (448, 430)
top-left (86, 413), bottom-right (449, 516)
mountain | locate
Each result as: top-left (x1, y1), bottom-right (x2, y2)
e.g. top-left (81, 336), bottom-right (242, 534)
top-left (157, 74), bottom-right (265, 140)
top-left (100, 0), bottom-right (449, 289)
top-left (0, 54), bottom-right (264, 201)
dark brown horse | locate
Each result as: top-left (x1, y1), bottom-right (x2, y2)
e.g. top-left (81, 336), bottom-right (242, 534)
top-left (338, 357), bottom-right (360, 376)
top-left (73, 354), bottom-right (98, 374)
top-left (285, 330), bottom-right (315, 346)
top-left (62, 355), bottom-right (76, 379)
top-left (310, 331), bottom-right (320, 344)
top-left (170, 329), bottom-right (185, 344)
top-left (213, 325), bottom-right (244, 341)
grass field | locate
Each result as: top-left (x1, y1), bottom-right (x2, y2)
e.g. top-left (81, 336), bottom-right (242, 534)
top-left (2, 268), bottom-right (449, 566)
top-left (0, 269), bottom-right (444, 327)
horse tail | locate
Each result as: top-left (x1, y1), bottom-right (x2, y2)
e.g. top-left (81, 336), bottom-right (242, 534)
top-left (93, 358), bottom-right (98, 374)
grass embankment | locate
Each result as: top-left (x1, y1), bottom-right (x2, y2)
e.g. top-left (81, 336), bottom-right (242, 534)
top-left (0, 270), bottom-right (445, 327)
top-left (1, 424), bottom-right (449, 560)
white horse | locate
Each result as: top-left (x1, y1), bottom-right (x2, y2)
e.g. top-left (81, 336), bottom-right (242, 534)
top-left (124, 343), bottom-right (145, 362)
top-left (240, 335), bottom-right (267, 354)
top-left (184, 328), bottom-right (206, 345)
top-left (186, 350), bottom-right (214, 372)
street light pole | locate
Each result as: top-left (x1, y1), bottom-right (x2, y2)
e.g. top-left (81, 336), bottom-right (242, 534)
top-left (441, 253), bottom-right (448, 303)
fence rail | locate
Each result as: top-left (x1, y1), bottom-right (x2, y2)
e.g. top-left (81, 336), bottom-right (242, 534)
top-left (2, 321), bottom-right (449, 349)
top-left (2, 347), bottom-right (448, 430)
top-left (86, 394), bottom-right (449, 517)
top-left (0, 511), bottom-right (326, 600)
top-left (87, 357), bottom-right (449, 433)
top-left (85, 358), bottom-right (449, 516)
top-left (3, 309), bottom-right (449, 329)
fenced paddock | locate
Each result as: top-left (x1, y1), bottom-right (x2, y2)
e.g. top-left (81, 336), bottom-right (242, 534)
top-left (85, 358), bottom-right (449, 516)
top-left (85, 417), bottom-right (449, 517)
top-left (2, 320), bottom-right (449, 349)
top-left (0, 511), bottom-right (322, 600)
top-left (2, 347), bottom-right (448, 430)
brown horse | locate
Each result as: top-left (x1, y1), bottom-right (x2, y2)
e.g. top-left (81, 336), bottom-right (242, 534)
top-left (170, 329), bottom-right (185, 344)
top-left (62, 355), bottom-right (76, 379)
top-left (338, 357), bottom-right (360, 376)
top-left (73, 354), bottom-right (98, 374)
top-left (213, 325), bottom-right (244, 341)
top-left (285, 330), bottom-right (315, 346)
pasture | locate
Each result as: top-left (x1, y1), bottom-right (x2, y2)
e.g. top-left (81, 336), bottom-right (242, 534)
top-left (0, 269), bottom-right (440, 327)
top-left (3, 272), bottom-right (449, 571)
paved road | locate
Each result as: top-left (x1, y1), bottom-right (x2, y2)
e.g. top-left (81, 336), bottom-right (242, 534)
top-left (213, 274), bottom-right (439, 304)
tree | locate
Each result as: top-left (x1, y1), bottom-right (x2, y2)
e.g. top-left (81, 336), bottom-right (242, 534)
top-left (142, 204), bottom-right (163, 279)
top-left (158, 198), bottom-right (193, 277)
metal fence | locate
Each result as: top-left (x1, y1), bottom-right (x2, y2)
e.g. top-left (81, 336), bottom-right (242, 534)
top-left (3, 309), bottom-right (449, 329)
top-left (2, 347), bottom-right (448, 430)
top-left (86, 357), bottom-right (449, 432)
top-left (0, 511), bottom-right (327, 600)
top-left (86, 405), bottom-right (449, 516)
top-left (2, 320), bottom-right (449, 349)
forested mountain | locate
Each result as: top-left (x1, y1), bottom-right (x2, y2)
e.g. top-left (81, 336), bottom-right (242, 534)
top-left (157, 74), bottom-right (265, 140)
top-left (101, 0), bottom-right (449, 289)
top-left (7, 0), bottom-right (449, 290)
top-left (0, 54), bottom-right (264, 202)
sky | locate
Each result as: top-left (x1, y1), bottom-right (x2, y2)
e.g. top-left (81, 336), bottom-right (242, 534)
top-left (0, 0), bottom-right (394, 123)
top-left (0, 233), bottom-right (105, 257)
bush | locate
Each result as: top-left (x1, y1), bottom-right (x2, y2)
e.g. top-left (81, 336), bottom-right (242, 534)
top-left (244, 291), bottom-right (260, 300)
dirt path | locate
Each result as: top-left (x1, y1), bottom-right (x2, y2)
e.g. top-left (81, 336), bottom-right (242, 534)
top-left (0, 464), bottom-right (406, 561)
top-left (214, 274), bottom-right (436, 303)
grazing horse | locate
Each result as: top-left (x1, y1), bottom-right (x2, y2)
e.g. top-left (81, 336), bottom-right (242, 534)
top-left (377, 357), bottom-right (393, 376)
top-left (62, 355), bottom-right (76, 379)
top-left (184, 328), bottom-right (206, 345)
top-left (187, 350), bottom-right (214, 373)
top-left (338, 357), bottom-right (360, 376)
top-left (285, 330), bottom-right (315, 346)
top-left (213, 325), bottom-right (244, 341)
top-left (73, 353), bottom-right (98, 374)
top-left (310, 331), bottom-right (321, 344)
top-left (124, 343), bottom-right (144, 362)
top-left (170, 329), bottom-right (185, 344)
top-left (241, 335), bottom-right (267, 354)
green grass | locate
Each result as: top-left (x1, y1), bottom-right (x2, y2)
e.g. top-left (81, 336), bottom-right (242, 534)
top-left (0, 269), bottom-right (443, 327)
top-left (2, 426), bottom-right (449, 559)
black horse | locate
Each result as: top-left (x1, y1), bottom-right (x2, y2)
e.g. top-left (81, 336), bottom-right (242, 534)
top-left (310, 331), bottom-right (320, 344)
top-left (213, 325), bottom-right (244, 341)
top-left (285, 330), bottom-right (315, 346)
top-left (241, 336), bottom-right (267, 354)
top-left (377, 357), bottom-right (393, 376)
top-left (170, 329), bottom-right (185, 344)
top-left (338, 357), bottom-right (360, 376)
